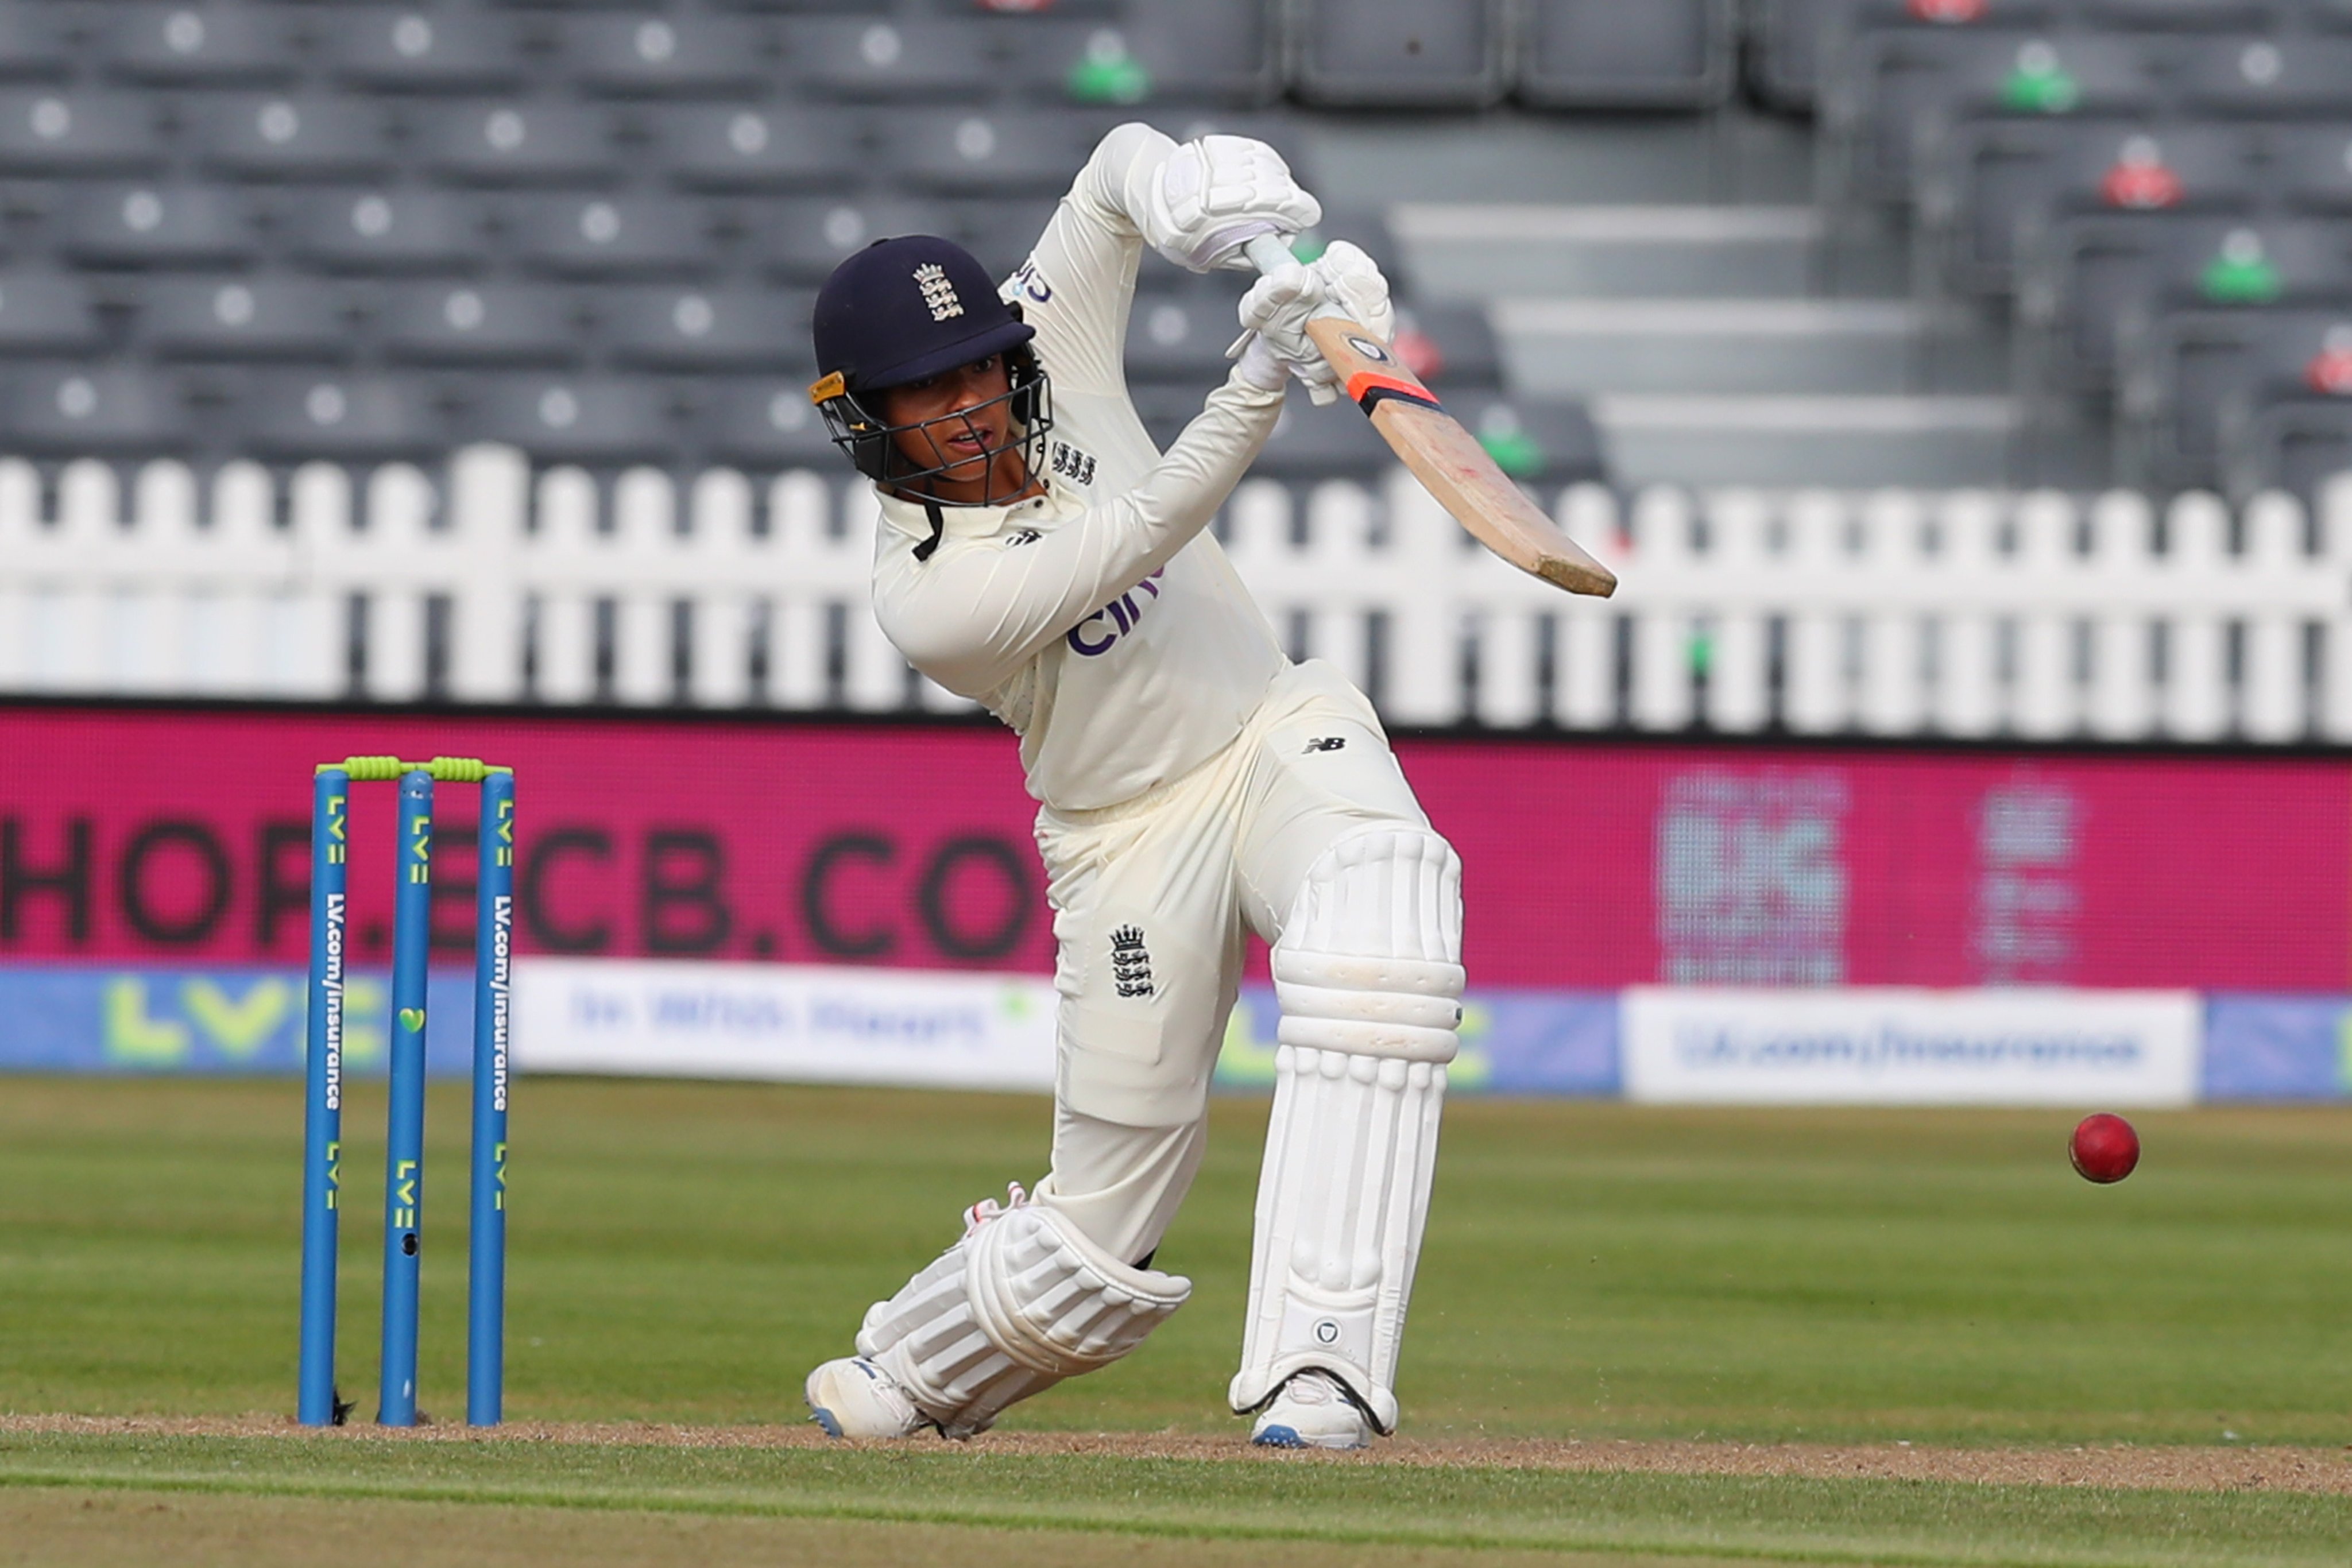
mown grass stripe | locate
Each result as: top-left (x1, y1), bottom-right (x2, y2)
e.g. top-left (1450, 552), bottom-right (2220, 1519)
top-left (0, 1461), bottom-right (2321, 1568)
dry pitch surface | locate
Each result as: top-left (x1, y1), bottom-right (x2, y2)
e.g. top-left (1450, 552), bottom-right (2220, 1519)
top-left (10, 1415), bottom-right (2352, 1496)
top-left (9, 1418), bottom-right (2352, 1568)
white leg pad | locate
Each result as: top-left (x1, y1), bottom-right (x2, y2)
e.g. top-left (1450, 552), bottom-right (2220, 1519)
top-left (856, 1200), bottom-right (1192, 1439)
top-left (1231, 826), bottom-right (1463, 1435)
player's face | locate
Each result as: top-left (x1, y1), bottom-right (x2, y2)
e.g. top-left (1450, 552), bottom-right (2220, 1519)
top-left (879, 355), bottom-right (1018, 487)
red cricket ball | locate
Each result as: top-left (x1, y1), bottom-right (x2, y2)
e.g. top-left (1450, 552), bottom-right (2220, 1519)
top-left (2069, 1113), bottom-right (2140, 1184)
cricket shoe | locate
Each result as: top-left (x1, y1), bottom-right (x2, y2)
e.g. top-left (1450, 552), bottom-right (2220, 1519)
top-left (804, 1356), bottom-right (927, 1439)
top-left (1250, 1369), bottom-right (1372, 1451)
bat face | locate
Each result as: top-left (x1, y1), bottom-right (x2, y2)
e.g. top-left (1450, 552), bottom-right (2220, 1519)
top-left (1302, 317), bottom-right (1617, 598)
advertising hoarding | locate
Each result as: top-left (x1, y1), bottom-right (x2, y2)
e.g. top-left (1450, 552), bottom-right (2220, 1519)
top-left (4, 703), bottom-right (2346, 992)
top-left (1621, 986), bottom-right (2203, 1106)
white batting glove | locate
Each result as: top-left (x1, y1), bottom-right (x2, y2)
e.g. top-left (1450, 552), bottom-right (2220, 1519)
top-left (1231, 240), bottom-right (1395, 404)
top-left (1231, 258), bottom-right (1324, 393)
top-left (1141, 135), bottom-right (1322, 274)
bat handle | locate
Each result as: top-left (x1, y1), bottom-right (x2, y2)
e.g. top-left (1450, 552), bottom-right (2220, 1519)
top-left (1241, 231), bottom-right (1297, 277)
top-left (1240, 231), bottom-right (1351, 333)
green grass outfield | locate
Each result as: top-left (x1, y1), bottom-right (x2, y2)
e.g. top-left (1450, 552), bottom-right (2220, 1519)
top-left (3, 1077), bottom-right (2350, 1566)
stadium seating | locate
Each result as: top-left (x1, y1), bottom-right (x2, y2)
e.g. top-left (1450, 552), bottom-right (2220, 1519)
top-left (1514, 0), bottom-right (1734, 112)
top-left (11, 0), bottom-right (2348, 497)
top-left (0, 0), bottom-right (1624, 486)
top-left (1818, 0), bottom-right (2352, 493)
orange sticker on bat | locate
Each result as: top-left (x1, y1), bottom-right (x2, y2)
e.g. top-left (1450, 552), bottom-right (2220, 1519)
top-left (1347, 371), bottom-right (1444, 417)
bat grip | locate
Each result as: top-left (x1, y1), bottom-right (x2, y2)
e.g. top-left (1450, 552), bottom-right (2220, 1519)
top-left (1240, 232), bottom-right (1351, 332)
top-left (1241, 232), bottom-right (1297, 276)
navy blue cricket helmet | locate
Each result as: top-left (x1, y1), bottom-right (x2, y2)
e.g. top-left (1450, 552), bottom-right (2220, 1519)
top-left (807, 234), bottom-right (1052, 505)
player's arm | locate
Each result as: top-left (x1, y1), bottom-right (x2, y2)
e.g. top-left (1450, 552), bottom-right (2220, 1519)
top-left (1005, 123), bottom-right (1322, 403)
top-left (879, 366), bottom-right (1285, 695)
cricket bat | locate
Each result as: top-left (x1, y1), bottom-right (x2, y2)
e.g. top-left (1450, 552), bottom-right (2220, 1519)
top-left (1242, 233), bottom-right (1616, 598)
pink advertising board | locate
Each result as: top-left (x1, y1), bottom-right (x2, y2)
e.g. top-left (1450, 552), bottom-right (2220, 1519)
top-left (2, 704), bottom-right (2346, 991)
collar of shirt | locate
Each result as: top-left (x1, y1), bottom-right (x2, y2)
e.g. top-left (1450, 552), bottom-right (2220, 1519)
top-left (873, 481), bottom-right (1066, 545)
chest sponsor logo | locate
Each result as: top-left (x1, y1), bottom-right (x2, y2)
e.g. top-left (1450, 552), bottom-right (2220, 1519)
top-left (1066, 568), bottom-right (1166, 657)
top-left (1010, 259), bottom-right (1053, 305)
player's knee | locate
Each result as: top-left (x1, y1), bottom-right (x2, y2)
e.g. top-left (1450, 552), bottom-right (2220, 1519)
top-left (856, 1198), bottom-right (1191, 1438)
top-left (1272, 826), bottom-right (1464, 1066)
top-left (965, 1203), bottom-right (1190, 1375)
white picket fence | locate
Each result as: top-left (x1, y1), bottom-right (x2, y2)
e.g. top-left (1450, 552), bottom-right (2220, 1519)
top-left (2, 444), bottom-right (2348, 742)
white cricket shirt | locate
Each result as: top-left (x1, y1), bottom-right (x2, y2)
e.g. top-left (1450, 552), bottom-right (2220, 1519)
top-left (866, 123), bottom-right (1290, 812)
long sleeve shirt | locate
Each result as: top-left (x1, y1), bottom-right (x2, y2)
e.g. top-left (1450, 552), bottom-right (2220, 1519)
top-left (868, 122), bottom-right (1291, 812)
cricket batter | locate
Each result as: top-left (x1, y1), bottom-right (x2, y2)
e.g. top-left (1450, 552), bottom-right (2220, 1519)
top-left (800, 125), bottom-right (1464, 1451)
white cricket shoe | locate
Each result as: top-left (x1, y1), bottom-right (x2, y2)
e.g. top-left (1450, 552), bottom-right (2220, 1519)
top-left (804, 1356), bottom-right (927, 1439)
top-left (1249, 1369), bottom-right (1372, 1450)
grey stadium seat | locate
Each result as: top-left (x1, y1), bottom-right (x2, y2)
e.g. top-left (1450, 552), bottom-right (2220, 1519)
top-left (1250, 396), bottom-right (1392, 478)
top-left (1, 366), bottom-right (189, 453)
top-left (699, 378), bottom-right (842, 469)
top-left (1929, 121), bottom-right (2257, 295)
top-left (1447, 393), bottom-right (1608, 485)
top-left (100, 4), bottom-right (300, 86)
top-left (566, 12), bottom-right (776, 96)
top-left (2278, 126), bottom-right (2352, 216)
top-left (1517, 0), bottom-right (1732, 112)
top-left (1935, 35), bottom-right (2159, 142)
top-left (704, 0), bottom-right (919, 11)
top-left (1125, 291), bottom-right (1242, 386)
top-left (0, 274), bottom-right (101, 355)
top-left (1395, 303), bottom-right (1503, 390)
top-left (2028, 216), bottom-right (2352, 391)
top-left (331, 9), bottom-right (527, 93)
top-left (2178, 37), bottom-right (2352, 119)
top-left (142, 277), bottom-right (352, 361)
top-left (2231, 400), bottom-right (2352, 500)
top-left (242, 373), bottom-right (448, 461)
top-left (2084, 0), bottom-right (2272, 27)
top-left (1049, 1), bottom-right (1282, 109)
top-left (1292, 207), bottom-right (1401, 274)
top-left (378, 282), bottom-right (579, 367)
top-left (1291, 0), bottom-right (1508, 111)
top-left (289, 190), bottom-right (488, 274)
top-left (649, 103), bottom-right (860, 193)
top-left (783, 17), bottom-right (995, 101)
top-left (759, 196), bottom-right (950, 284)
top-left (195, 96), bottom-right (393, 183)
top-left (506, 195), bottom-right (717, 279)
top-left (60, 184), bottom-right (254, 269)
top-left (2121, 308), bottom-right (2346, 487)
top-left (1749, 0), bottom-right (1839, 112)
top-left (419, 103), bottom-right (617, 186)
top-left (884, 111), bottom-right (1090, 196)
top-left (1830, 27), bottom-right (2156, 203)
top-left (0, 92), bottom-right (163, 176)
top-left (950, 198), bottom-right (1061, 277)
top-left (0, 5), bottom-right (74, 83)
top-left (1128, 382), bottom-right (1204, 452)
top-left (463, 376), bottom-right (677, 464)
top-left (596, 287), bottom-right (814, 373)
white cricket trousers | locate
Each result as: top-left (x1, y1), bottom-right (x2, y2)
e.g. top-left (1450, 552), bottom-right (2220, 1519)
top-left (1028, 658), bottom-right (1434, 1264)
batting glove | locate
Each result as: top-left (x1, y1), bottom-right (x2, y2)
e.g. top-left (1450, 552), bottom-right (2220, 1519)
top-left (1231, 240), bottom-right (1395, 404)
top-left (1140, 135), bottom-right (1322, 274)
top-left (1232, 258), bottom-right (1324, 393)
